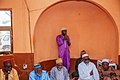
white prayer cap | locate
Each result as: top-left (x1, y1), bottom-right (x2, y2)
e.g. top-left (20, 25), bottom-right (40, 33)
top-left (56, 58), bottom-right (63, 64)
top-left (34, 64), bottom-right (42, 68)
top-left (61, 27), bottom-right (67, 31)
top-left (102, 59), bottom-right (109, 63)
top-left (82, 54), bottom-right (89, 58)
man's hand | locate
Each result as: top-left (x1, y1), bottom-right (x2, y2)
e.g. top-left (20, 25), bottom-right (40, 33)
top-left (103, 71), bottom-right (113, 76)
top-left (64, 35), bottom-right (68, 40)
top-left (90, 70), bottom-right (93, 76)
top-left (5, 72), bottom-right (9, 80)
top-left (110, 72), bottom-right (116, 77)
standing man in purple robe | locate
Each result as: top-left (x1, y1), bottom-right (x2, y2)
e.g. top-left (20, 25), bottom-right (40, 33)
top-left (56, 27), bottom-right (71, 71)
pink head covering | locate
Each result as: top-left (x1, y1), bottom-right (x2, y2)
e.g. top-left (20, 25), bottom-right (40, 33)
top-left (3, 59), bottom-right (12, 65)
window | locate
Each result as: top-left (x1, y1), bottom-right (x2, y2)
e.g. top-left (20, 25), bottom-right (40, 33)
top-left (0, 9), bottom-right (12, 53)
top-left (3, 34), bottom-right (10, 41)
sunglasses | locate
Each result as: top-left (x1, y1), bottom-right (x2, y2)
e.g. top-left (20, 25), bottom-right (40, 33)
top-left (84, 58), bottom-right (90, 61)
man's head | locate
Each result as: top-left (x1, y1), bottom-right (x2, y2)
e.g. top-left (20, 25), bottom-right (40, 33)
top-left (71, 71), bottom-right (79, 80)
top-left (80, 50), bottom-right (86, 58)
top-left (61, 27), bottom-right (67, 36)
top-left (56, 58), bottom-right (63, 71)
top-left (82, 54), bottom-right (90, 64)
top-left (34, 64), bottom-right (42, 76)
top-left (102, 59), bottom-right (109, 71)
top-left (3, 59), bottom-right (12, 74)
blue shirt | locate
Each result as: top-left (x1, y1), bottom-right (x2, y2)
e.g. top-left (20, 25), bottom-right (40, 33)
top-left (29, 70), bottom-right (50, 80)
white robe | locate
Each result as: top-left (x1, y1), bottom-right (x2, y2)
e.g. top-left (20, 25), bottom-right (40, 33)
top-left (78, 62), bottom-right (99, 80)
top-left (50, 66), bottom-right (69, 80)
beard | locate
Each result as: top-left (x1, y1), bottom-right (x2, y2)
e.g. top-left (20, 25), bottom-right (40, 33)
top-left (62, 33), bottom-right (66, 36)
top-left (57, 68), bottom-right (62, 71)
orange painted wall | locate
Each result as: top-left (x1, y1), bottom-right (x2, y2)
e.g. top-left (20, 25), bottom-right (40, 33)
top-left (34, 1), bottom-right (118, 63)
top-left (29, 0), bottom-right (120, 55)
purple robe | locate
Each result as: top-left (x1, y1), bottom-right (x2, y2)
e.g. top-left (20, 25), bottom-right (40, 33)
top-left (56, 35), bottom-right (71, 71)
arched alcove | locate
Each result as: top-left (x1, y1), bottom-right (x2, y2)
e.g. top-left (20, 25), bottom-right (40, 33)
top-left (34, 0), bottom-right (118, 63)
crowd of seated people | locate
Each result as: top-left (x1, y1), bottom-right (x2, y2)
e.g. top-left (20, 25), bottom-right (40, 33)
top-left (29, 58), bottom-right (69, 80)
top-left (71, 50), bottom-right (120, 80)
top-left (1, 51), bottom-right (120, 80)
top-left (28, 52), bottom-right (119, 80)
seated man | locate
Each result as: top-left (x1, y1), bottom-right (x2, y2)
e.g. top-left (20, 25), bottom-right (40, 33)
top-left (71, 50), bottom-right (86, 79)
top-left (50, 58), bottom-right (69, 80)
top-left (75, 50), bottom-right (86, 74)
top-left (98, 59), bottom-right (119, 80)
top-left (29, 64), bottom-right (50, 80)
top-left (0, 59), bottom-right (19, 80)
top-left (78, 54), bottom-right (99, 80)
